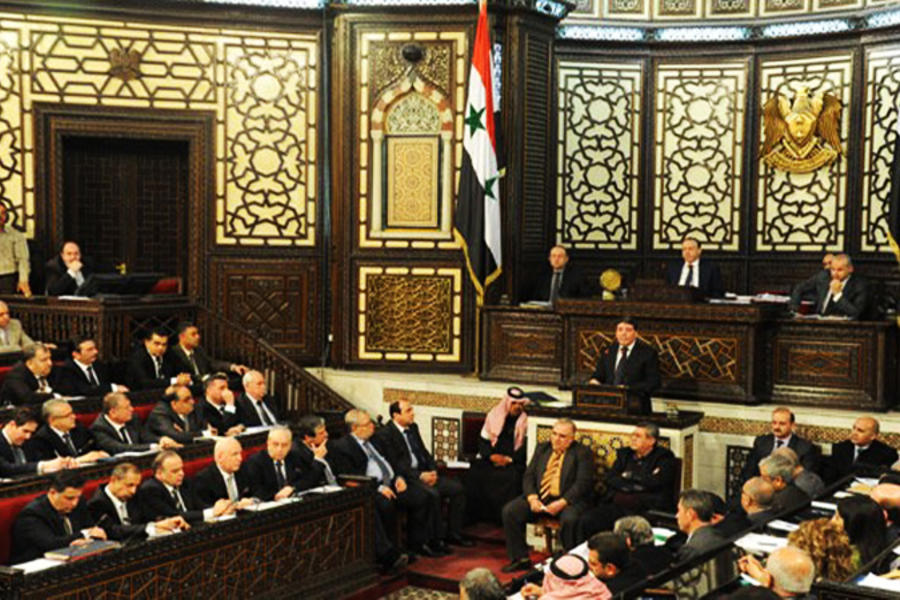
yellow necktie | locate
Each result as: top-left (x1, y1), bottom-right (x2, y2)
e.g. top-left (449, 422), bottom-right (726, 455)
top-left (539, 450), bottom-right (564, 500)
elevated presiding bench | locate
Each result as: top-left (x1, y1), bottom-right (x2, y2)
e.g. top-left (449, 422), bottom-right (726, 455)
top-left (0, 486), bottom-right (376, 600)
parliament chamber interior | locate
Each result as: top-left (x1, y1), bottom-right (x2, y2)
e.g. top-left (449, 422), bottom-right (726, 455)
top-left (2, 0), bottom-right (900, 598)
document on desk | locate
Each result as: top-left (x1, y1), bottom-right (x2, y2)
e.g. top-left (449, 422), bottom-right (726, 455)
top-left (734, 533), bottom-right (788, 555)
top-left (242, 425), bottom-right (274, 436)
top-left (811, 500), bottom-right (837, 512)
top-left (115, 449), bottom-right (158, 458)
top-left (858, 573), bottom-right (900, 592)
top-left (13, 557), bottom-right (65, 573)
top-left (766, 519), bottom-right (799, 533)
top-left (444, 460), bottom-right (471, 469)
top-left (652, 527), bottom-right (677, 546)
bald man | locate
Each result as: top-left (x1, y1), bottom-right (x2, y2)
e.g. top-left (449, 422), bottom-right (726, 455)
top-left (828, 416), bottom-right (898, 482)
top-left (811, 253), bottom-right (868, 319)
top-left (192, 437), bottom-right (255, 509)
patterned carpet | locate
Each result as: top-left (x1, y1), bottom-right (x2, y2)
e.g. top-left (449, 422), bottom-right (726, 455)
top-left (382, 586), bottom-right (457, 599)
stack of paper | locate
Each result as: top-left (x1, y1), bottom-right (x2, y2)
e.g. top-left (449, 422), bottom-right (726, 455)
top-left (734, 533), bottom-right (788, 555)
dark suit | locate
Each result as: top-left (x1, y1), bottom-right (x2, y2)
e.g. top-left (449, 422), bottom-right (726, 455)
top-left (90, 414), bottom-right (155, 455)
top-left (235, 393), bottom-right (281, 427)
top-left (0, 363), bottom-right (54, 407)
top-left (137, 476), bottom-right (205, 523)
top-left (665, 259), bottom-right (725, 299)
top-left (10, 495), bottom-right (95, 564)
top-left (292, 441), bottom-right (334, 487)
top-left (30, 424), bottom-right (96, 460)
top-left (676, 525), bottom-right (726, 562)
top-left (828, 439), bottom-right (898, 482)
top-left (0, 430), bottom-right (42, 477)
top-left (126, 347), bottom-right (181, 390)
top-left (813, 274), bottom-right (868, 319)
top-left (605, 561), bottom-right (648, 595)
top-left (590, 340), bottom-right (661, 413)
top-left (772, 483), bottom-right (810, 512)
top-left (144, 401), bottom-right (207, 445)
top-left (527, 264), bottom-right (588, 302)
top-left (632, 543), bottom-right (674, 575)
top-left (245, 449), bottom-right (318, 501)
top-left (502, 441), bottom-right (594, 559)
top-left (373, 421), bottom-right (466, 539)
top-left (52, 358), bottom-right (117, 397)
top-left (790, 269), bottom-right (831, 310)
top-left (192, 463), bottom-right (252, 507)
top-left (166, 345), bottom-right (231, 380)
top-left (44, 255), bottom-right (95, 296)
top-left (740, 434), bottom-right (819, 483)
top-left (195, 399), bottom-right (243, 435)
top-left (87, 484), bottom-right (149, 541)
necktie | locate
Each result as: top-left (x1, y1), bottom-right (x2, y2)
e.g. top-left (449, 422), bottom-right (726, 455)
top-left (187, 353), bottom-right (200, 376)
top-left (118, 501), bottom-right (131, 525)
top-left (256, 402), bottom-right (273, 426)
top-left (404, 429), bottom-right (426, 469)
top-left (614, 347), bottom-right (628, 385)
top-left (275, 460), bottom-right (286, 489)
top-left (11, 445), bottom-right (26, 464)
top-left (172, 488), bottom-right (187, 512)
top-left (37, 377), bottom-right (50, 393)
top-left (321, 459), bottom-right (337, 486)
top-left (62, 515), bottom-right (73, 536)
top-left (775, 439), bottom-right (784, 450)
top-left (684, 264), bottom-right (694, 287)
top-left (153, 356), bottom-right (162, 378)
top-left (62, 433), bottom-right (77, 456)
top-left (0, 328), bottom-right (7, 345)
top-left (226, 474), bottom-right (238, 501)
top-left (86, 366), bottom-right (99, 386)
top-left (118, 426), bottom-right (132, 445)
top-left (539, 450), bottom-right (564, 500)
top-left (182, 415), bottom-right (191, 433)
top-left (364, 441), bottom-right (392, 485)
top-left (549, 271), bottom-right (562, 305)
top-left (853, 446), bottom-right (862, 463)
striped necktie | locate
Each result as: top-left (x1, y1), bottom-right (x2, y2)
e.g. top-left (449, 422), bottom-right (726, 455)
top-left (539, 450), bottom-right (564, 500)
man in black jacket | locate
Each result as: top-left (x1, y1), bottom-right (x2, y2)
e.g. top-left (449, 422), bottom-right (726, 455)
top-left (44, 241), bottom-right (94, 296)
top-left (577, 422), bottom-right (677, 542)
top-left (90, 392), bottom-right (180, 455)
top-left (665, 237), bottom-right (725, 299)
top-left (828, 416), bottom-right (898, 482)
top-left (501, 418), bottom-right (595, 572)
top-left (52, 336), bottom-right (128, 397)
top-left (0, 407), bottom-right (74, 477)
top-left (10, 471), bottom-right (107, 564)
top-left (789, 253), bottom-right (833, 312)
top-left (87, 462), bottom-right (188, 541)
top-left (759, 454), bottom-right (810, 513)
top-left (811, 253), bottom-right (868, 319)
top-left (167, 322), bottom-right (248, 392)
top-left (137, 450), bottom-right (234, 524)
top-left (144, 385), bottom-right (210, 445)
top-left (192, 437), bottom-right (255, 509)
top-left (374, 400), bottom-right (469, 547)
top-left (525, 245), bottom-right (588, 303)
top-left (589, 317), bottom-right (660, 414)
top-left (613, 516), bottom-right (673, 576)
top-left (740, 407), bottom-right (818, 483)
top-left (195, 373), bottom-right (245, 437)
top-left (587, 532), bottom-right (647, 595)
top-left (126, 328), bottom-right (192, 391)
top-left (30, 399), bottom-right (109, 463)
top-left (0, 343), bottom-right (57, 407)
top-left (293, 414), bottom-right (337, 486)
top-left (236, 370), bottom-right (282, 427)
top-left (246, 426), bottom-right (317, 501)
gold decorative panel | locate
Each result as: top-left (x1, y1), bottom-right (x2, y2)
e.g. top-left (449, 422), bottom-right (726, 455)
top-left (756, 53), bottom-right (852, 252)
top-left (653, 61), bottom-right (747, 251)
top-left (706, 0), bottom-right (753, 17)
top-left (432, 416), bottom-right (460, 462)
top-left (0, 15), bottom-right (317, 244)
top-left (657, 0), bottom-right (702, 18)
top-left (386, 137), bottom-right (439, 228)
top-left (861, 45), bottom-right (900, 252)
top-left (358, 32), bottom-right (466, 250)
top-left (606, 0), bottom-right (651, 19)
top-left (357, 265), bottom-right (462, 362)
top-left (760, 0), bottom-right (807, 15)
top-left (557, 60), bottom-right (642, 250)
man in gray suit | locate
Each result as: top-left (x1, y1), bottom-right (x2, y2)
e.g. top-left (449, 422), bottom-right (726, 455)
top-left (675, 489), bottom-right (725, 562)
top-left (501, 418), bottom-right (594, 572)
top-left (0, 300), bottom-right (34, 353)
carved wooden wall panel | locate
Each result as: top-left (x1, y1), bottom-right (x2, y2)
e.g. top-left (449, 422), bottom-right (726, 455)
top-left (480, 308), bottom-right (564, 384)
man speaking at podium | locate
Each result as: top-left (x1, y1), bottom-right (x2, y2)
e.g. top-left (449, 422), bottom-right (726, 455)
top-left (589, 317), bottom-right (660, 414)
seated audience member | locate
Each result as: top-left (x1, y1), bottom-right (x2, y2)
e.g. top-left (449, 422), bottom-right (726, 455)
top-left (246, 426), bottom-right (314, 501)
top-left (502, 418), bottom-right (594, 572)
top-left (328, 408), bottom-right (444, 558)
top-left (144, 385), bottom-right (210, 444)
top-left (738, 546), bottom-right (816, 599)
top-left (0, 204), bottom-right (31, 296)
top-left (466, 387), bottom-right (528, 525)
top-left (714, 476), bottom-right (775, 538)
top-left (613, 516), bottom-right (674, 575)
top-left (192, 437), bottom-right (255, 509)
top-left (578, 422), bottom-right (676, 540)
top-left (87, 462), bottom-right (188, 541)
top-left (137, 450), bottom-right (235, 523)
top-left (773, 446), bottom-right (824, 499)
top-left (31, 399), bottom-right (109, 463)
top-left (294, 414), bottom-right (337, 486)
top-left (526, 245), bottom-right (587, 303)
top-left (1, 343), bottom-right (58, 407)
top-left (195, 373), bottom-right (244, 436)
top-left (0, 407), bottom-right (74, 477)
top-left (759, 454), bottom-right (810, 512)
top-left (828, 416), bottom-right (898, 482)
top-left (786, 518), bottom-right (856, 581)
top-left (374, 399), bottom-right (469, 547)
top-left (126, 328), bottom-right (191, 391)
top-left (674, 489), bottom-right (725, 562)
top-left (44, 241), bottom-right (93, 296)
top-left (812, 253), bottom-right (868, 319)
top-left (53, 336), bottom-right (128, 397)
top-left (789, 253), bottom-right (833, 312)
top-left (519, 554), bottom-right (611, 600)
top-left (10, 471), bottom-right (106, 564)
top-left (167, 322), bottom-right (249, 386)
top-left (459, 568), bottom-right (506, 600)
top-left (664, 236), bottom-right (724, 299)
top-left (0, 300), bottom-right (35, 353)
top-left (740, 407), bottom-right (818, 483)
top-left (588, 317), bottom-right (660, 414)
top-left (588, 532), bottom-right (647, 594)
top-left (236, 370), bottom-right (281, 427)
top-left (834, 495), bottom-right (889, 565)
top-left (90, 391), bottom-right (180, 455)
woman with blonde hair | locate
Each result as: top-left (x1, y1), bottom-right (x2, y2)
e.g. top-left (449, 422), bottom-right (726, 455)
top-left (787, 518), bottom-right (856, 581)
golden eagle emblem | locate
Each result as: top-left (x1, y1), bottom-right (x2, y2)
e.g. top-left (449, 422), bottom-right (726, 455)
top-left (108, 48), bottom-right (142, 82)
top-left (760, 87), bottom-right (842, 173)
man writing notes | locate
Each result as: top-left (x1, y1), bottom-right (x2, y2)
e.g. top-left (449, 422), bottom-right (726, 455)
top-left (665, 236), bottom-right (724, 299)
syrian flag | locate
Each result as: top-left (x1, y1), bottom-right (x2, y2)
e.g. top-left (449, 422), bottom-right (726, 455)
top-left (454, 0), bottom-right (501, 303)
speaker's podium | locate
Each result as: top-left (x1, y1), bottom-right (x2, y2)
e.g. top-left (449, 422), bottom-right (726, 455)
top-left (572, 383), bottom-right (650, 416)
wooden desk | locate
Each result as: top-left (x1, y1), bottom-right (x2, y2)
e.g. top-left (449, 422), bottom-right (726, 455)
top-left (0, 487), bottom-right (376, 600)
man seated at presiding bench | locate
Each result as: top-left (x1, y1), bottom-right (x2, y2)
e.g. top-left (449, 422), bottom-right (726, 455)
top-left (810, 253), bottom-right (868, 319)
